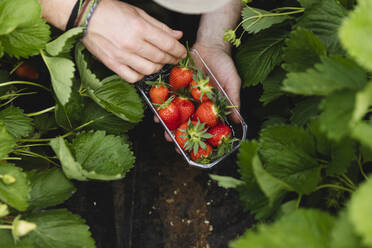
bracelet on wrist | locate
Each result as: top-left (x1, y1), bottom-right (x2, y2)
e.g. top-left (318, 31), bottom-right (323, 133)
top-left (80, 0), bottom-right (100, 38)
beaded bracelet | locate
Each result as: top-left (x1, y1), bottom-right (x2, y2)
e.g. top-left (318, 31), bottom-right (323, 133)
top-left (80, 0), bottom-right (100, 38)
top-left (65, 0), bottom-right (86, 31)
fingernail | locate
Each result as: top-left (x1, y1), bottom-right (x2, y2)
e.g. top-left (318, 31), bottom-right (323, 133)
top-left (172, 30), bottom-right (182, 36)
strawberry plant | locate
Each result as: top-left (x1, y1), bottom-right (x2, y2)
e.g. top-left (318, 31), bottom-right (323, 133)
top-left (0, 0), bottom-right (144, 246)
top-left (212, 0), bottom-right (372, 246)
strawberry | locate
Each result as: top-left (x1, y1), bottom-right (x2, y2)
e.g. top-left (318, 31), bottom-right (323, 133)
top-left (173, 96), bottom-right (195, 124)
top-left (146, 76), bottom-right (169, 104)
top-left (169, 66), bottom-right (193, 91)
top-left (189, 71), bottom-right (214, 103)
top-left (190, 143), bottom-right (212, 162)
top-left (175, 120), bottom-right (213, 153)
top-left (207, 124), bottom-right (232, 146)
top-left (15, 62), bottom-right (39, 80)
top-left (156, 95), bottom-right (180, 130)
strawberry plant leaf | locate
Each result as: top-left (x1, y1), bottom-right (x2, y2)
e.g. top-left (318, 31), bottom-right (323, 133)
top-left (339, 0), bottom-right (372, 72)
top-left (352, 81), bottom-right (372, 125)
top-left (0, 122), bottom-right (15, 160)
top-left (0, 106), bottom-right (33, 138)
top-left (230, 209), bottom-right (335, 248)
top-left (87, 75), bottom-right (144, 123)
top-left (282, 27), bottom-right (326, 72)
top-left (349, 178), bottom-right (372, 247)
top-left (20, 209), bottom-right (96, 248)
top-left (75, 42), bottom-right (101, 89)
top-left (290, 97), bottom-right (321, 126)
top-left (209, 174), bottom-right (244, 189)
top-left (28, 168), bottom-right (76, 210)
top-left (235, 28), bottom-right (287, 87)
top-left (318, 90), bottom-right (355, 140)
top-left (329, 211), bottom-right (364, 248)
top-left (80, 98), bottom-right (135, 134)
top-left (237, 141), bottom-right (259, 182)
top-left (41, 50), bottom-right (74, 106)
top-left (46, 27), bottom-right (84, 57)
top-left (351, 121), bottom-right (372, 151)
top-left (0, 162), bottom-right (30, 211)
top-left (296, 0), bottom-right (347, 55)
top-left (296, 0), bottom-right (318, 8)
top-left (0, 19), bottom-right (50, 59)
top-left (259, 125), bottom-right (321, 194)
top-left (241, 7), bottom-right (290, 34)
top-left (259, 68), bottom-right (286, 106)
top-left (282, 56), bottom-right (368, 96)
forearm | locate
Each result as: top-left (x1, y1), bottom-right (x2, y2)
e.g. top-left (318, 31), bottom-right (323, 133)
top-left (196, 0), bottom-right (242, 53)
top-left (39, 0), bottom-right (80, 30)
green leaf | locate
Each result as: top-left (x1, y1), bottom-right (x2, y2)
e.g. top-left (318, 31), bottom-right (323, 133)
top-left (0, 19), bottom-right (50, 58)
top-left (259, 125), bottom-right (320, 194)
top-left (259, 68), bottom-right (286, 106)
top-left (282, 56), bottom-right (368, 96)
top-left (45, 27), bottom-right (84, 57)
top-left (0, 162), bottom-right (30, 211)
top-left (290, 97), bottom-right (321, 126)
top-left (282, 27), bottom-right (326, 72)
top-left (241, 7), bottom-right (290, 34)
top-left (209, 174), bottom-right (244, 189)
top-left (21, 209), bottom-right (95, 248)
top-left (41, 50), bottom-right (74, 106)
top-left (55, 80), bottom-right (84, 130)
top-left (28, 168), bottom-right (76, 210)
top-left (351, 122), bottom-right (372, 152)
top-left (50, 131), bottom-right (135, 181)
top-left (296, 0), bottom-right (347, 55)
top-left (0, 0), bottom-right (41, 35)
top-left (237, 140), bottom-right (259, 182)
top-left (80, 98), bottom-right (135, 134)
top-left (230, 209), bottom-right (335, 248)
top-left (361, 144), bottom-right (372, 163)
top-left (252, 154), bottom-right (289, 205)
top-left (87, 76), bottom-right (144, 123)
top-left (0, 106), bottom-right (33, 138)
top-left (75, 42), bottom-right (100, 89)
top-left (330, 211), bottom-right (365, 248)
top-left (0, 41), bottom-right (3, 58)
top-left (0, 122), bottom-right (15, 160)
top-left (352, 81), bottom-right (372, 125)
top-left (236, 28), bottom-right (287, 87)
top-left (297, 0), bottom-right (318, 8)
top-left (339, 0), bottom-right (372, 72)
top-left (318, 90), bottom-right (355, 140)
top-left (349, 177), bottom-right (372, 247)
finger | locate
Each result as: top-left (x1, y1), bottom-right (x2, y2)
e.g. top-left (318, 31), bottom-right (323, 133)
top-left (223, 81), bottom-right (241, 124)
top-left (115, 52), bottom-right (162, 76)
top-left (175, 147), bottom-right (181, 155)
top-left (154, 116), bottom-right (159, 123)
top-left (145, 28), bottom-right (187, 59)
top-left (103, 56), bottom-right (144, 83)
top-left (137, 9), bottom-right (183, 39)
top-left (164, 131), bottom-right (172, 142)
top-left (138, 41), bottom-right (178, 64)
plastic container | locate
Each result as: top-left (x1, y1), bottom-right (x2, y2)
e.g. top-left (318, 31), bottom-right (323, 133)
top-left (136, 49), bottom-right (247, 169)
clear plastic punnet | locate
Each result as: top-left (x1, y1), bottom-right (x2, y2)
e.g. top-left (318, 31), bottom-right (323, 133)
top-left (136, 49), bottom-right (247, 169)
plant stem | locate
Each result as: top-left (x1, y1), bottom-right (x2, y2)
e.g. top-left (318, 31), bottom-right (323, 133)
top-left (16, 144), bottom-right (50, 148)
top-left (271, 7), bottom-right (305, 12)
top-left (14, 150), bottom-right (60, 167)
top-left (9, 61), bottom-right (24, 76)
top-left (3, 157), bottom-right (22, 161)
top-left (296, 194), bottom-right (302, 209)
top-left (61, 117), bottom-right (105, 139)
top-left (358, 153), bottom-right (368, 180)
top-left (315, 184), bottom-right (354, 193)
top-left (337, 176), bottom-right (356, 190)
top-left (26, 106), bottom-right (55, 117)
top-left (0, 91), bottom-right (37, 100)
top-left (0, 81), bottom-right (50, 92)
top-left (342, 174), bottom-right (356, 187)
top-left (0, 97), bottom-right (18, 108)
top-left (0, 225), bottom-right (12, 230)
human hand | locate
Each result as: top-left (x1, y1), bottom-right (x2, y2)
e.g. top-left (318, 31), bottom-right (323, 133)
top-left (81, 0), bottom-right (187, 83)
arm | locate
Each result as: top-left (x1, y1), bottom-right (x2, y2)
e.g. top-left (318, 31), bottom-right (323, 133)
top-left (193, 0), bottom-right (242, 122)
top-left (38, 0), bottom-right (187, 83)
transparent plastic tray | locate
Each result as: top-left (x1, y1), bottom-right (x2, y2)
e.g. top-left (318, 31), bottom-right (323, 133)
top-left (136, 49), bottom-right (247, 169)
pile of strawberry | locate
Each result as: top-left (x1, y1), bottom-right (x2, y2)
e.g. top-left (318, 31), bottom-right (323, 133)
top-left (146, 59), bottom-right (237, 164)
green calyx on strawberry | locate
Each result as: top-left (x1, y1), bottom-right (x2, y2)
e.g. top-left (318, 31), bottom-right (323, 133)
top-left (207, 124), bottom-right (239, 157)
top-left (177, 119), bottom-right (213, 155)
top-left (190, 70), bottom-right (214, 102)
top-left (154, 95), bottom-right (180, 130)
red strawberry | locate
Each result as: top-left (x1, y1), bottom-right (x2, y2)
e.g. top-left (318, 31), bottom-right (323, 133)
top-left (146, 76), bottom-right (169, 104)
top-left (15, 62), bottom-right (39, 80)
top-left (190, 143), bottom-right (212, 161)
top-left (189, 71), bottom-right (214, 103)
top-left (175, 120), bottom-right (212, 151)
top-left (193, 100), bottom-right (220, 127)
top-left (156, 96), bottom-right (180, 130)
top-left (169, 66), bottom-right (193, 91)
top-left (207, 124), bottom-right (232, 146)
top-left (173, 96), bottom-right (195, 124)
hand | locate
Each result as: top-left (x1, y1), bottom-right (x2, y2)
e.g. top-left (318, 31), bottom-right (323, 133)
top-left (82, 0), bottom-right (187, 83)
